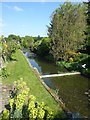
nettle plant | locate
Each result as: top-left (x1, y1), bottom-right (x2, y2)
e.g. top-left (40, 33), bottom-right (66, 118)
top-left (1, 79), bottom-right (54, 120)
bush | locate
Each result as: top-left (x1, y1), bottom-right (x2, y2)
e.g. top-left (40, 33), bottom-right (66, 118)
top-left (66, 51), bottom-right (88, 63)
top-left (69, 57), bottom-right (73, 62)
top-left (1, 79), bottom-right (55, 119)
top-left (2, 41), bottom-right (18, 61)
top-left (2, 109), bottom-right (9, 120)
top-left (1, 67), bottom-right (9, 78)
top-left (74, 53), bottom-right (88, 62)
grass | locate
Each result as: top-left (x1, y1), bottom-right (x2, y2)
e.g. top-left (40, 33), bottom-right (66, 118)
top-left (2, 50), bottom-right (61, 113)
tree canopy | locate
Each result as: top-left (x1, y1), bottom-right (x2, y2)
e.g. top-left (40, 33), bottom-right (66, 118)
top-left (48, 2), bottom-right (87, 61)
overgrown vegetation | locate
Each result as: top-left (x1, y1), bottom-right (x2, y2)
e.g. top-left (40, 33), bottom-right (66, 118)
top-left (1, 80), bottom-right (56, 119)
top-left (85, 1), bottom-right (90, 54)
top-left (0, 67), bottom-right (10, 78)
top-left (57, 55), bottom-right (90, 77)
top-left (1, 50), bottom-right (66, 118)
top-left (48, 2), bottom-right (87, 61)
top-left (1, 35), bottom-right (18, 62)
top-left (0, 41), bottom-right (67, 118)
top-left (0, 1), bottom-right (90, 119)
top-left (2, 2), bottom-right (89, 68)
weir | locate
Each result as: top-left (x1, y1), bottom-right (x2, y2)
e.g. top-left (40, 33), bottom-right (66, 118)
top-left (40, 72), bottom-right (80, 78)
top-left (24, 51), bottom-right (89, 117)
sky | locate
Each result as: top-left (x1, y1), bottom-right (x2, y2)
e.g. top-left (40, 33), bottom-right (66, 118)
top-left (0, 0), bottom-right (89, 37)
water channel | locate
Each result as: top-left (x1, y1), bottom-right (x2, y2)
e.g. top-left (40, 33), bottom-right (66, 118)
top-left (24, 51), bottom-right (89, 118)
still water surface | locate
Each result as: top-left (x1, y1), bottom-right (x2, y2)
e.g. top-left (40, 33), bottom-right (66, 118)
top-left (25, 52), bottom-right (89, 118)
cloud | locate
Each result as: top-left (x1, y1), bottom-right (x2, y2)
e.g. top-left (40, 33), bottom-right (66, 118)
top-left (3, 4), bottom-right (24, 12)
top-left (13, 6), bottom-right (23, 12)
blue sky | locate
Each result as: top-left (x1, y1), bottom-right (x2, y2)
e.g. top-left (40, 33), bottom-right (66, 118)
top-left (0, 0), bottom-right (88, 37)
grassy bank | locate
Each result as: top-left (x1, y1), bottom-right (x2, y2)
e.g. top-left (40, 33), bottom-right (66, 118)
top-left (2, 50), bottom-right (62, 114)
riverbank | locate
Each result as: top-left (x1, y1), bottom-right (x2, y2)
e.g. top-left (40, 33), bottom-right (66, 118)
top-left (25, 51), bottom-right (89, 118)
top-left (2, 50), bottom-right (64, 115)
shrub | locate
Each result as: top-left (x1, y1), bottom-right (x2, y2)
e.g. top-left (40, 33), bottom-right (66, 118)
top-left (2, 109), bottom-right (9, 120)
top-left (2, 41), bottom-right (17, 61)
top-left (1, 79), bottom-right (54, 119)
top-left (69, 57), bottom-right (73, 62)
top-left (1, 67), bottom-right (9, 78)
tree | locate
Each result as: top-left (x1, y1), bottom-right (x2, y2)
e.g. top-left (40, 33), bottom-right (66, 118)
top-left (48, 2), bottom-right (87, 61)
top-left (33, 36), bottom-right (43, 42)
top-left (36, 37), bottom-right (51, 56)
top-left (6, 34), bottom-right (21, 44)
top-left (85, 0), bottom-right (90, 54)
top-left (22, 36), bottom-right (34, 50)
top-left (0, 35), bottom-right (4, 42)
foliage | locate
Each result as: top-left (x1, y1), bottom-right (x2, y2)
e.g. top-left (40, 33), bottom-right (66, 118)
top-left (69, 57), bottom-right (74, 62)
top-left (48, 2), bottom-right (87, 61)
top-left (2, 50), bottom-right (60, 114)
top-left (58, 54), bottom-right (90, 76)
top-left (6, 34), bottom-right (21, 44)
top-left (36, 37), bottom-right (51, 56)
top-left (1, 67), bottom-right (10, 78)
top-left (33, 39), bottom-right (42, 52)
top-left (2, 38), bottom-right (18, 61)
top-left (74, 53), bottom-right (88, 62)
top-left (66, 51), bottom-right (85, 62)
top-left (2, 108), bottom-right (9, 120)
top-left (85, 1), bottom-right (90, 54)
top-left (33, 35), bottom-right (43, 42)
top-left (21, 36), bottom-right (34, 50)
top-left (1, 80), bottom-right (55, 119)
top-left (33, 37), bottom-right (54, 61)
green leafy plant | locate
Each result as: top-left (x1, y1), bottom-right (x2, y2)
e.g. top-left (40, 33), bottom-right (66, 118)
top-left (1, 79), bottom-right (54, 119)
top-left (1, 67), bottom-right (9, 78)
top-left (2, 108), bottom-right (9, 120)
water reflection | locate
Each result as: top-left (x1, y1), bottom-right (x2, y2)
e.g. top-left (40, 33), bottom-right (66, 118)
top-left (24, 51), bottom-right (89, 118)
top-left (43, 75), bottom-right (89, 117)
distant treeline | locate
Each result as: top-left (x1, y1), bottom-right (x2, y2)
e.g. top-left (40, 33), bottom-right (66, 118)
top-left (1, 1), bottom-right (90, 62)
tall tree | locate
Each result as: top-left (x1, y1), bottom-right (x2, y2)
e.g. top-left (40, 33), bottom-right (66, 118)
top-left (48, 2), bottom-right (87, 61)
top-left (85, 0), bottom-right (90, 54)
top-left (22, 36), bottom-right (34, 50)
top-left (36, 37), bottom-right (51, 56)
